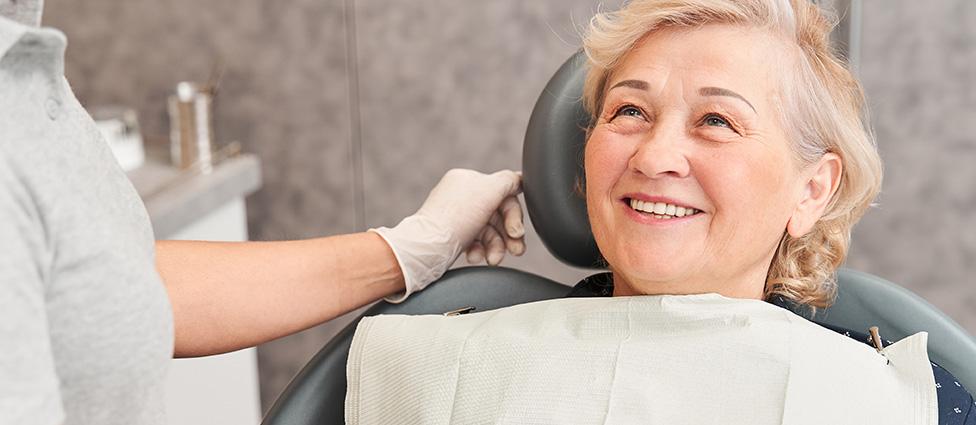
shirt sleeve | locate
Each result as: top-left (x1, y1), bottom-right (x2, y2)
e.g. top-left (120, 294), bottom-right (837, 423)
top-left (0, 160), bottom-right (65, 424)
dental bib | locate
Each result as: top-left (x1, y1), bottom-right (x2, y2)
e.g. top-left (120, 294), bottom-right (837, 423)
top-left (345, 295), bottom-right (936, 425)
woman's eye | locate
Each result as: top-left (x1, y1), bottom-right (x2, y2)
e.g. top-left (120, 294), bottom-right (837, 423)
top-left (703, 114), bottom-right (731, 128)
top-left (613, 105), bottom-right (645, 120)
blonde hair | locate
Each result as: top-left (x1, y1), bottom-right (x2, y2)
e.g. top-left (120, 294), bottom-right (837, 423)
top-left (582, 0), bottom-right (883, 309)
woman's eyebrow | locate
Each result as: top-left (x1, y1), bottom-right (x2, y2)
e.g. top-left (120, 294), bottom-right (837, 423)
top-left (609, 81), bottom-right (757, 114)
top-left (609, 79), bottom-right (649, 91)
top-left (699, 86), bottom-right (757, 113)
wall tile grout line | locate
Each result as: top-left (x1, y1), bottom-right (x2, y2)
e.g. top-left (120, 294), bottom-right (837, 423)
top-left (344, 0), bottom-right (366, 231)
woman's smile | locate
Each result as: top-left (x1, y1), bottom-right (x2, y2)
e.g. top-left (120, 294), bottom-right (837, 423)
top-left (620, 195), bottom-right (704, 225)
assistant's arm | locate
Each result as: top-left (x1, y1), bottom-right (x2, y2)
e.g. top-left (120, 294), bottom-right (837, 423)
top-left (157, 232), bottom-right (403, 358)
top-left (158, 169), bottom-right (525, 358)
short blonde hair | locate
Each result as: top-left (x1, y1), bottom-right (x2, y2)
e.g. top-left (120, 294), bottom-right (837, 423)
top-left (582, 0), bottom-right (883, 309)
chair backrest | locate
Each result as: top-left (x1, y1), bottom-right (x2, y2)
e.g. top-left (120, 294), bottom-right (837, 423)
top-left (522, 51), bottom-right (597, 268)
top-left (261, 51), bottom-right (976, 425)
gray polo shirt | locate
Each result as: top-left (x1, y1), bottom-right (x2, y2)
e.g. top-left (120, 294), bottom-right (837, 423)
top-left (0, 2), bottom-right (174, 424)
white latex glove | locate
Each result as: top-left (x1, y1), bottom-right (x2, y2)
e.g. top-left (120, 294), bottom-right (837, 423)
top-left (370, 169), bottom-right (526, 303)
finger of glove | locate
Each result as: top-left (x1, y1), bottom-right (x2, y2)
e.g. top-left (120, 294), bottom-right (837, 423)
top-left (419, 168), bottom-right (487, 219)
top-left (488, 212), bottom-right (524, 256)
top-left (466, 239), bottom-right (485, 264)
top-left (504, 233), bottom-right (525, 256)
top-left (499, 195), bottom-right (524, 238)
top-left (419, 169), bottom-right (519, 245)
top-left (480, 225), bottom-right (507, 266)
top-left (490, 169), bottom-right (522, 199)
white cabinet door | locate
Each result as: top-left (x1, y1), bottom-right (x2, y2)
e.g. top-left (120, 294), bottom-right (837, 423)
top-left (164, 198), bottom-right (262, 425)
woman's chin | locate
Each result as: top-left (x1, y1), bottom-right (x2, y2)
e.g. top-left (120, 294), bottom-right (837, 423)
top-left (611, 259), bottom-right (694, 295)
top-left (618, 250), bottom-right (693, 274)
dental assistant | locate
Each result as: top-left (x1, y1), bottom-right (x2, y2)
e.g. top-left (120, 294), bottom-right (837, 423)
top-left (0, 2), bottom-right (526, 424)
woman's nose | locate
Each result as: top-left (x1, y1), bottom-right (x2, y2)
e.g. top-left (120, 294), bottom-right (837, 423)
top-left (627, 124), bottom-right (691, 179)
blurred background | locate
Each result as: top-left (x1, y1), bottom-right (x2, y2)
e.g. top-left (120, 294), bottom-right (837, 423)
top-left (42, 0), bottom-right (974, 423)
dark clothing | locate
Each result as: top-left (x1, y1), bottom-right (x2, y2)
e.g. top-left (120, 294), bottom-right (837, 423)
top-left (567, 273), bottom-right (976, 424)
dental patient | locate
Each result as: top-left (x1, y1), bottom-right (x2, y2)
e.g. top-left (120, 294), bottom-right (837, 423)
top-left (345, 1), bottom-right (974, 423)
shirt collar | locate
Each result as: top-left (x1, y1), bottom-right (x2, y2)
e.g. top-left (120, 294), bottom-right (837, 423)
top-left (0, 0), bottom-right (43, 57)
top-left (0, 0), bottom-right (44, 27)
top-left (0, 2), bottom-right (64, 63)
top-left (0, 14), bottom-right (29, 58)
top-left (0, 8), bottom-right (67, 106)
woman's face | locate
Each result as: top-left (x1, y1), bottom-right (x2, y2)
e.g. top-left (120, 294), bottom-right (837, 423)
top-left (585, 25), bottom-right (819, 299)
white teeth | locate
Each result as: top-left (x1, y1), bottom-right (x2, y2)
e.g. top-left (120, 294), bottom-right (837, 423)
top-left (629, 198), bottom-right (699, 218)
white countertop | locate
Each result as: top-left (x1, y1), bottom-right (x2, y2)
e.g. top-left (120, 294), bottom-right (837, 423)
top-left (126, 154), bottom-right (262, 239)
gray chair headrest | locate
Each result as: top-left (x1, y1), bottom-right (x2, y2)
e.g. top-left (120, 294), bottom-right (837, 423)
top-left (522, 51), bottom-right (602, 268)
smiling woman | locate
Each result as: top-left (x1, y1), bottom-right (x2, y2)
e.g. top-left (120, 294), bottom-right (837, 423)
top-left (581, 1), bottom-right (880, 308)
top-left (569, 0), bottom-right (975, 422)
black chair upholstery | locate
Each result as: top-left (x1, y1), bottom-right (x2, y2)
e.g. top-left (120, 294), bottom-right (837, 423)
top-left (522, 50), bottom-right (601, 268)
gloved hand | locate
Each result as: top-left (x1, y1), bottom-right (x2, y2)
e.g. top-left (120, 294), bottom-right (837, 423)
top-left (370, 169), bottom-right (526, 303)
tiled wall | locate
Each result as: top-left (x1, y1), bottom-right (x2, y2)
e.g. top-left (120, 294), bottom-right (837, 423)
top-left (44, 0), bottom-right (975, 414)
top-left (846, 1), bottom-right (976, 330)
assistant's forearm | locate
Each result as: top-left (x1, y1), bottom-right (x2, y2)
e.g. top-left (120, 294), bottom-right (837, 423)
top-left (155, 233), bottom-right (405, 358)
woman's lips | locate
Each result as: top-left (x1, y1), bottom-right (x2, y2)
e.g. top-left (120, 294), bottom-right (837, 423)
top-left (620, 197), bottom-right (703, 225)
top-left (622, 193), bottom-right (698, 211)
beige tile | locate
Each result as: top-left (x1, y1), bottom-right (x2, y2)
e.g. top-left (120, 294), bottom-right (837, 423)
top-left (848, 0), bottom-right (976, 332)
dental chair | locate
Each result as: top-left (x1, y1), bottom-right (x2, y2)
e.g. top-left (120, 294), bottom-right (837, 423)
top-left (261, 52), bottom-right (976, 425)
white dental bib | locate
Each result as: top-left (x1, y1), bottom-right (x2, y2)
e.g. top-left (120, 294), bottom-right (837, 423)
top-left (345, 295), bottom-right (936, 424)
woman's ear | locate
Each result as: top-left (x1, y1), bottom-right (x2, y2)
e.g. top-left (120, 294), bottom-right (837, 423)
top-left (786, 153), bottom-right (842, 237)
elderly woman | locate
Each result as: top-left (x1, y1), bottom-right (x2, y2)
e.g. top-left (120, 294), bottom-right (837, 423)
top-left (569, 0), bottom-right (973, 420)
top-left (344, 0), bottom-right (973, 423)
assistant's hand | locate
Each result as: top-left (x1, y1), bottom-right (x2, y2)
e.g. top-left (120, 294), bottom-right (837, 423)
top-left (370, 169), bottom-right (526, 302)
top-left (418, 169), bottom-right (526, 264)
